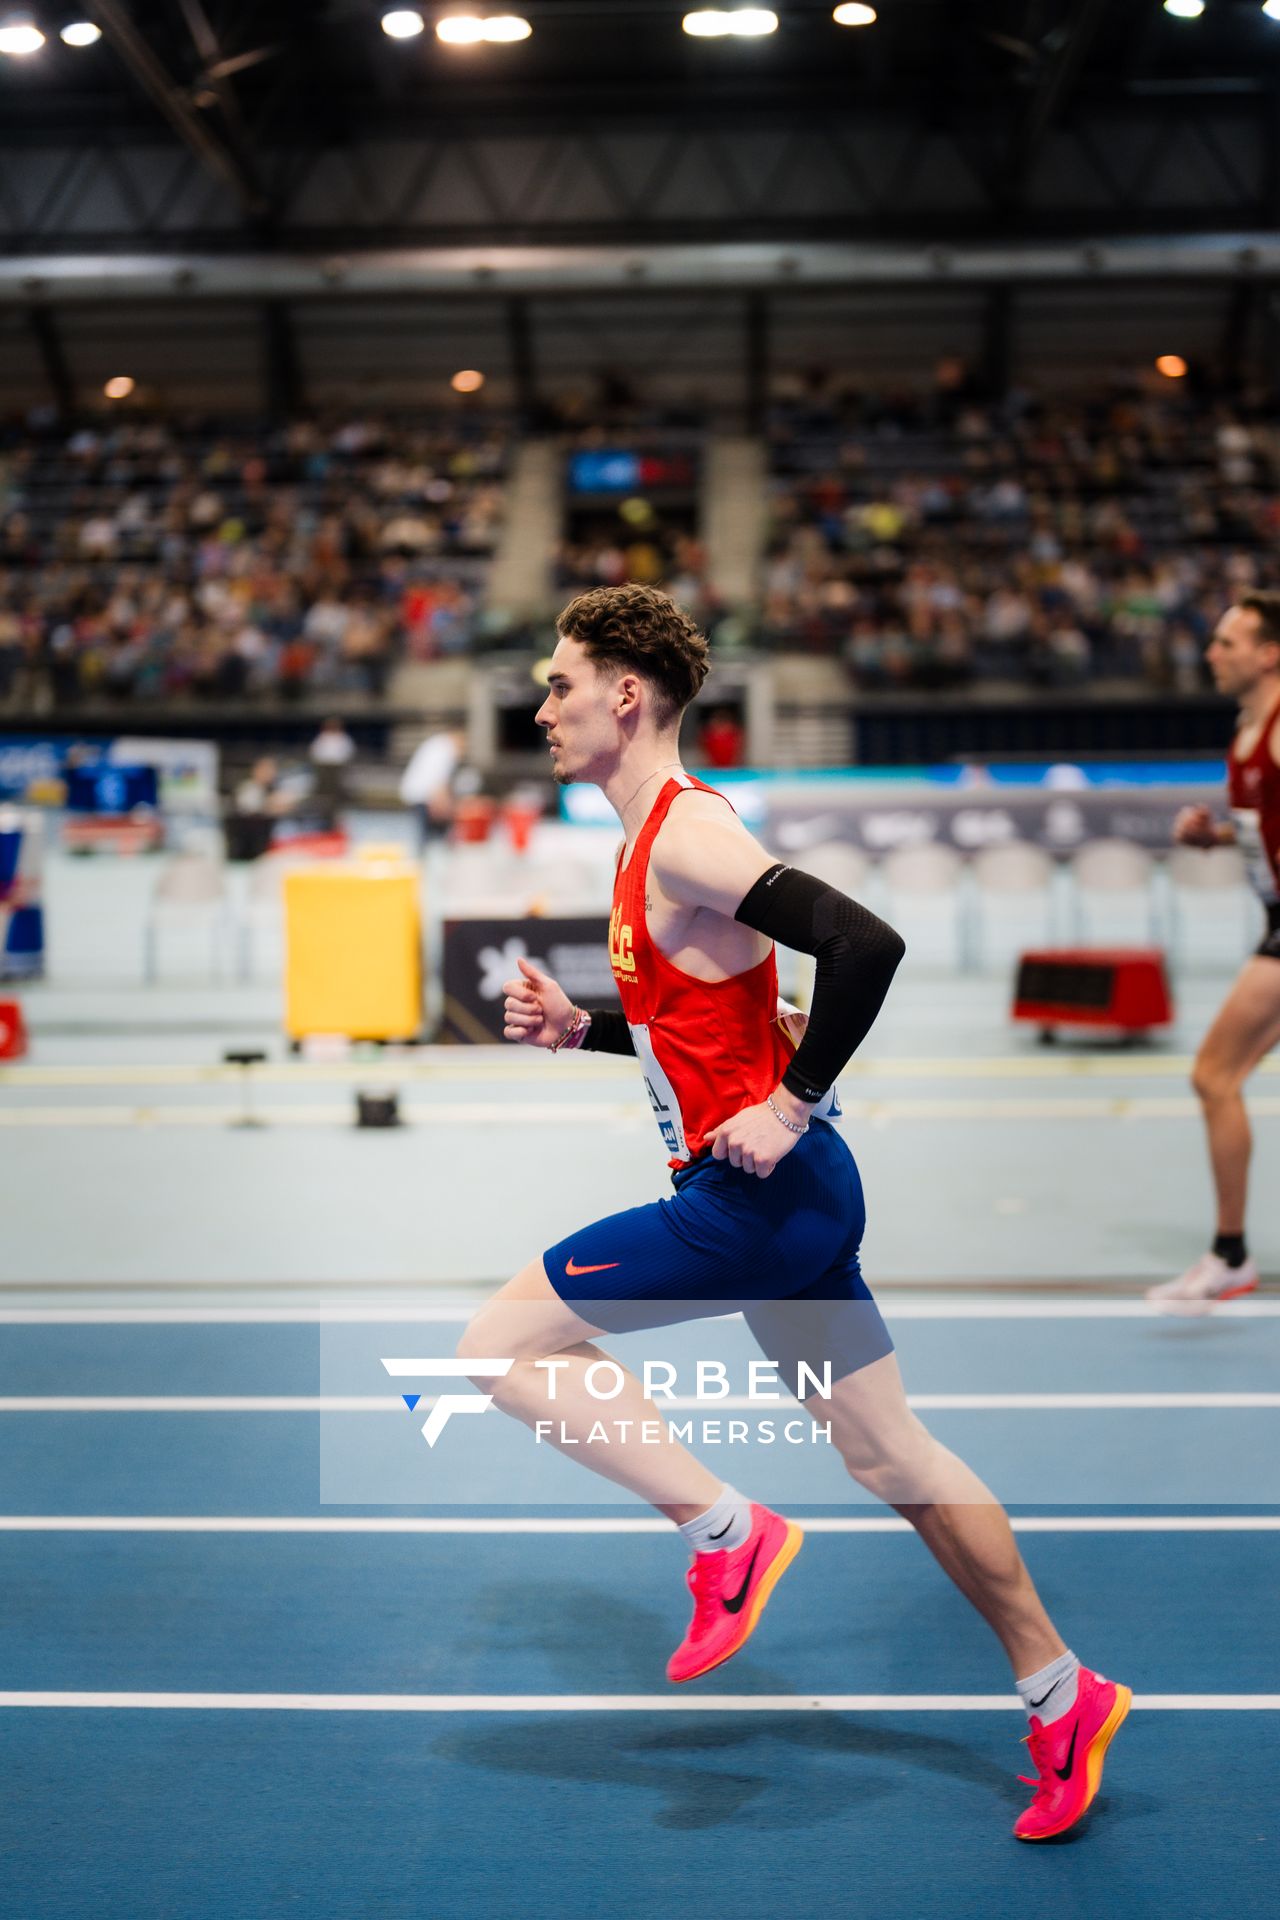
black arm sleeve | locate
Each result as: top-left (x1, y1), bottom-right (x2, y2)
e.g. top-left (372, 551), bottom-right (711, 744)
top-left (735, 863), bottom-right (905, 1103)
top-left (579, 1009), bottom-right (636, 1056)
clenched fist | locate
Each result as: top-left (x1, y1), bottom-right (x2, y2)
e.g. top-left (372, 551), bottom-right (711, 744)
top-left (502, 955), bottom-right (577, 1048)
top-left (1173, 805), bottom-right (1223, 850)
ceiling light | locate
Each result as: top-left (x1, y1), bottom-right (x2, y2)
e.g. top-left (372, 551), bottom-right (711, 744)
top-left (59, 21), bottom-right (103, 46)
top-left (1155, 355), bottom-right (1188, 380)
top-left (683, 9), bottom-right (778, 36)
top-left (104, 376), bottom-right (136, 400)
top-left (1264, 0), bottom-right (1280, 19)
top-left (1162, 0), bottom-right (1204, 17)
top-left (481, 13), bottom-right (530, 39)
top-left (833, 3), bottom-right (877, 23)
top-left (450, 369), bottom-right (485, 394)
top-left (437, 13), bottom-right (530, 42)
top-left (0, 20), bottom-right (45, 56)
top-left (381, 9), bottom-right (424, 38)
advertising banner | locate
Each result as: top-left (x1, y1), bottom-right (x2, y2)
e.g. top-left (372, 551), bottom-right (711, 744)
top-left (766, 782), bottom-right (1214, 859)
top-left (441, 914), bottom-right (619, 1044)
top-left (0, 735), bottom-right (218, 815)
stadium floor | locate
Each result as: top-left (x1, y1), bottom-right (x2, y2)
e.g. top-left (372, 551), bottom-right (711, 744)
top-left (2, 962), bottom-right (1277, 1918)
top-left (0, 1296), bottom-right (1275, 1919)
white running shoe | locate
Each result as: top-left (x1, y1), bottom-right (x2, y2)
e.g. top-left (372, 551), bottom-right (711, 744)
top-left (1146, 1252), bottom-right (1259, 1308)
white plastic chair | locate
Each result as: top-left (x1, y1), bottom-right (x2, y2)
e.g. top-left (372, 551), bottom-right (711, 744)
top-left (970, 840), bottom-right (1057, 970)
top-left (798, 841), bottom-right (872, 896)
top-left (235, 853), bottom-right (300, 982)
top-left (1166, 843), bottom-right (1258, 968)
top-left (143, 854), bottom-right (228, 981)
top-left (880, 841), bottom-right (968, 970)
top-left (1068, 839), bottom-right (1157, 946)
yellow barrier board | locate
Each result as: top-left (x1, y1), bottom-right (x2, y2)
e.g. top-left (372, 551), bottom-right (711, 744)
top-left (283, 868), bottom-right (422, 1041)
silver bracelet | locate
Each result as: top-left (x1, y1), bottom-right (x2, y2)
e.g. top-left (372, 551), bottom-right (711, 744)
top-left (766, 1094), bottom-right (808, 1137)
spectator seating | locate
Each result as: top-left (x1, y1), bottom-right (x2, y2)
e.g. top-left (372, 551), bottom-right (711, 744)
top-left (0, 414), bottom-right (508, 709)
top-left (763, 392), bottom-right (1280, 690)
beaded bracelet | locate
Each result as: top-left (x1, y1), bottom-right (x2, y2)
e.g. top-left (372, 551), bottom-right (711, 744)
top-left (550, 1006), bottom-right (589, 1053)
top-left (766, 1094), bottom-right (808, 1137)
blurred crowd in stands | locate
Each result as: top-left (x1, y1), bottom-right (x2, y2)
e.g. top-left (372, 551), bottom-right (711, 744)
top-left (2, 391), bottom-right (1278, 711)
top-left (0, 416), bottom-right (505, 708)
top-left (556, 517), bottom-right (711, 613)
top-left (763, 393), bottom-right (1280, 692)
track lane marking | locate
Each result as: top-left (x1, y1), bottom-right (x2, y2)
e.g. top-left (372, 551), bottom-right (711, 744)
top-left (6, 1097), bottom-right (1280, 1128)
top-left (0, 1515), bottom-right (1275, 1533)
top-left (0, 1392), bottom-right (1275, 1411)
top-left (0, 1691), bottom-right (1274, 1712)
top-left (0, 1300), bottom-right (1276, 1321)
top-left (4, 1054), bottom-right (1279, 1089)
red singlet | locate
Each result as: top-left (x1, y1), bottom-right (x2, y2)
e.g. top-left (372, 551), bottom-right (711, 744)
top-left (1227, 691), bottom-right (1280, 905)
top-left (609, 774), bottom-right (795, 1165)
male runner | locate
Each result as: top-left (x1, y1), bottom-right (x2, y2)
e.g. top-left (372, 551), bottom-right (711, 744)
top-left (461, 583), bottom-right (1129, 1840)
top-left (1150, 591), bottom-right (1280, 1304)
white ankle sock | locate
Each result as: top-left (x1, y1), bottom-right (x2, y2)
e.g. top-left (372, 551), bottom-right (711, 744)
top-left (678, 1485), bottom-right (752, 1554)
top-left (1016, 1650), bottom-right (1080, 1726)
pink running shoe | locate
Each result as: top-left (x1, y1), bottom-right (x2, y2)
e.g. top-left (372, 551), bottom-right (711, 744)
top-left (666, 1502), bottom-right (804, 1684)
top-left (1014, 1666), bottom-right (1132, 1842)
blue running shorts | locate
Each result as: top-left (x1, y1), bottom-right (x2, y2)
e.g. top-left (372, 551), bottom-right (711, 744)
top-left (544, 1118), bottom-right (893, 1391)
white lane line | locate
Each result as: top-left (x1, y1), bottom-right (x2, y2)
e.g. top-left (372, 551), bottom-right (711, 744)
top-left (380, 1358), bottom-right (508, 1377)
top-left (0, 1692), bottom-right (1274, 1713)
top-left (0, 1103), bottom-right (639, 1130)
top-left (4, 1055), bottom-right (1276, 1089)
top-left (882, 1299), bottom-right (1280, 1318)
top-left (0, 1515), bottom-right (1275, 1534)
top-left (908, 1393), bottom-right (1280, 1409)
top-left (0, 1392), bottom-right (1276, 1412)
top-left (1, 1299), bottom-right (1276, 1323)
top-left (0, 1063), bottom-right (615, 1090)
top-left (0, 1397), bottom-right (404, 1412)
top-left (0, 1306), bottom-right (483, 1323)
top-left (4, 1097), bottom-right (1280, 1129)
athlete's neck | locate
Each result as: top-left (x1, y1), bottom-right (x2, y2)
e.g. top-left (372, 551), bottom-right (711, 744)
top-left (1239, 673), bottom-right (1280, 731)
top-left (603, 748), bottom-right (685, 839)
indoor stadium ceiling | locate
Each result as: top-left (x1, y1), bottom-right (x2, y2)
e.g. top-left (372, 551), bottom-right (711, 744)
top-left (1, 1), bottom-right (1279, 254)
top-left (4, 2), bottom-right (1280, 410)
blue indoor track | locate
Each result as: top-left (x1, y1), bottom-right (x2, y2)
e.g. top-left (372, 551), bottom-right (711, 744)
top-left (0, 1297), bottom-right (1275, 1920)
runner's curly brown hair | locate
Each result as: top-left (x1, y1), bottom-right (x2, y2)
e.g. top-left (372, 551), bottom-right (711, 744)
top-left (557, 584), bottom-right (710, 728)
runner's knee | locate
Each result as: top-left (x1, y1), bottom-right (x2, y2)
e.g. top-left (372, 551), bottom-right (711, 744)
top-left (833, 1405), bottom-right (936, 1490)
top-left (456, 1303), bottom-right (570, 1396)
top-left (456, 1312), bottom-right (512, 1391)
top-left (1191, 1051), bottom-right (1239, 1105)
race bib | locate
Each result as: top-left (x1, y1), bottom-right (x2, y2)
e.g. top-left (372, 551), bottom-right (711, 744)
top-left (628, 1021), bottom-right (690, 1162)
top-left (1230, 808), bottom-right (1279, 905)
